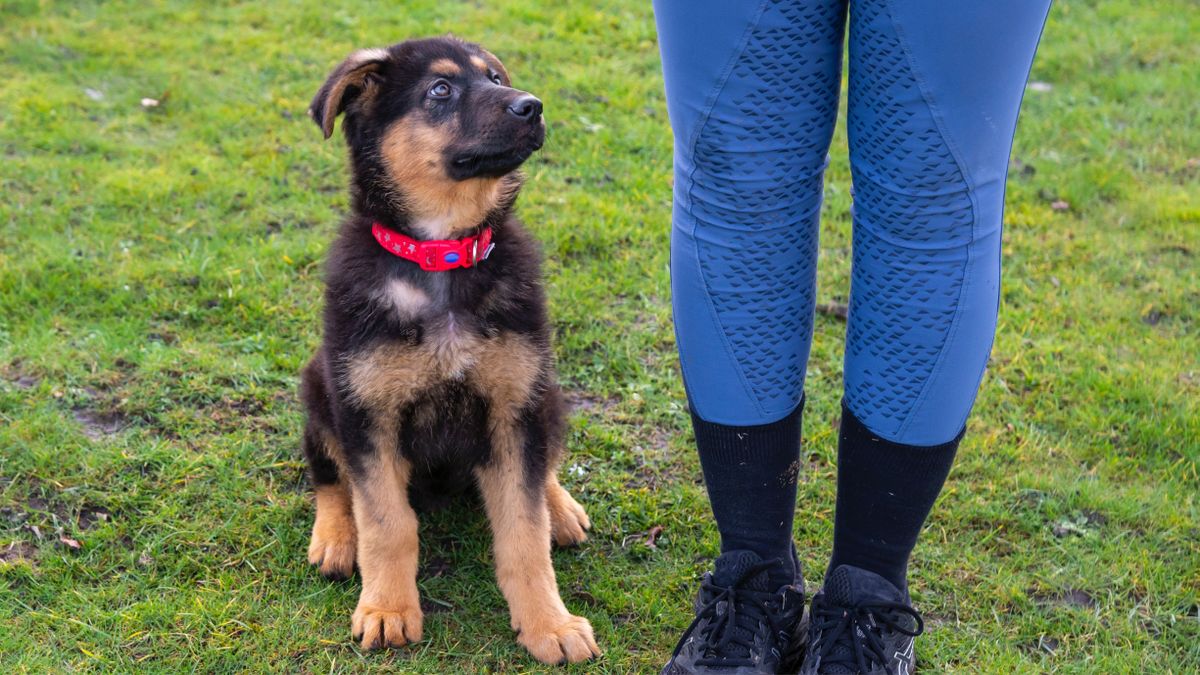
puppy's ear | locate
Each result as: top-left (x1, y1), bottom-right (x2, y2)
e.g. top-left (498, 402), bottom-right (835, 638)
top-left (309, 48), bottom-right (391, 139)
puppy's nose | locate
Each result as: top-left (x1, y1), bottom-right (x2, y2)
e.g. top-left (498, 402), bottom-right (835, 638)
top-left (506, 95), bottom-right (543, 120)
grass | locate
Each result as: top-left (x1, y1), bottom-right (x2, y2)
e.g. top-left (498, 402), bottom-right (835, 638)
top-left (0, 0), bottom-right (1197, 671)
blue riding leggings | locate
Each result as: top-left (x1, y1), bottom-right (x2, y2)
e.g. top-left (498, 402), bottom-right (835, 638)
top-left (655, 0), bottom-right (1051, 445)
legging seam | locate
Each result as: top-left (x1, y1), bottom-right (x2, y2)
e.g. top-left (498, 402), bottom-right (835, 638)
top-left (880, 0), bottom-right (978, 443)
top-left (943, 2), bottom-right (1056, 436)
top-left (680, 0), bottom-right (771, 219)
top-left (682, 0), bottom-right (785, 421)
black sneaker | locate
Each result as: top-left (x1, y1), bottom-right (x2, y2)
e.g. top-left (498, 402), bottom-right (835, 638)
top-left (798, 565), bottom-right (924, 675)
top-left (662, 550), bottom-right (807, 674)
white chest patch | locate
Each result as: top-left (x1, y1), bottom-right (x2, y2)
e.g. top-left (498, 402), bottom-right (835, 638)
top-left (381, 279), bottom-right (430, 318)
top-left (429, 311), bottom-right (481, 380)
top-left (412, 216), bottom-right (453, 241)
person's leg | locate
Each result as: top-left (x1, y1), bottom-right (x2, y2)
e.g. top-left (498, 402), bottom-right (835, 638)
top-left (655, 0), bottom-right (847, 589)
top-left (833, 0), bottom-right (1052, 589)
top-left (800, 4), bottom-right (1051, 673)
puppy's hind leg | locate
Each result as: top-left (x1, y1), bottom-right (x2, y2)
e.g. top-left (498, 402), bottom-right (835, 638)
top-left (301, 358), bottom-right (358, 580)
top-left (546, 475), bottom-right (590, 547)
top-left (538, 382), bottom-right (591, 547)
top-left (303, 421), bottom-right (358, 580)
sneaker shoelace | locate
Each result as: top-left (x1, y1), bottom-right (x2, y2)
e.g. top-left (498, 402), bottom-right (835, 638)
top-left (810, 597), bottom-right (924, 674)
top-left (670, 559), bottom-right (787, 668)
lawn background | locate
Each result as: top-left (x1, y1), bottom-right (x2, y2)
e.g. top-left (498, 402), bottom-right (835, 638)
top-left (1, 0), bottom-right (1197, 672)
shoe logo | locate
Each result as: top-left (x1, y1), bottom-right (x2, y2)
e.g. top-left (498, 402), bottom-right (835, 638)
top-left (894, 638), bottom-right (914, 675)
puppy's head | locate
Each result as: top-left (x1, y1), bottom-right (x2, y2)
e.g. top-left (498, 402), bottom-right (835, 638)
top-left (311, 37), bottom-right (544, 233)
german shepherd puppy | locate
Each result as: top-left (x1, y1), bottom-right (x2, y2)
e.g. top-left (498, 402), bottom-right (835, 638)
top-left (299, 37), bottom-right (598, 664)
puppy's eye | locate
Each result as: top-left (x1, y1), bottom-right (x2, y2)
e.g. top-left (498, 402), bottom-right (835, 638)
top-left (489, 72), bottom-right (503, 85)
top-left (428, 81), bottom-right (452, 99)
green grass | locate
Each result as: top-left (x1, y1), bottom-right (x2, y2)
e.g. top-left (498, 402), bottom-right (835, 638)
top-left (1, 0), bottom-right (1197, 671)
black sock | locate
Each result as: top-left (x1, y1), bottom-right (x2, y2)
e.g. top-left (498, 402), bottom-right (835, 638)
top-left (828, 403), bottom-right (961, 591)
top-left (692, 399), bottom-right (803, 588)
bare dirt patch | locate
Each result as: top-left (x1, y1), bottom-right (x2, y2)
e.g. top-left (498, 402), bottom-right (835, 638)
top-left (78, 506), bottom-right (111, 530)
top-left (564, 389), bottom-right (620, 415)
top-left (0, 541), bottom-right (36, 565)
top-left (2, 360), bottom-right (40, 390)
top-left (1034, 588), bottom-right (1097, 610)
top-left (73, 407), bottom-right (128, 439)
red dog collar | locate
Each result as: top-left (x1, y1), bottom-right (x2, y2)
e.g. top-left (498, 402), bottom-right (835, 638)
top-left (371, 222), bottom-right (494, 272)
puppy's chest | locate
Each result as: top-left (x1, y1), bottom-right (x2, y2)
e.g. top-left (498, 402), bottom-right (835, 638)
top-left (424, 311), bottom-right (486, 379)
top-left (344, 277), bottom-right (543, 415)
top-left (382, 277), bottom-right (485, 379)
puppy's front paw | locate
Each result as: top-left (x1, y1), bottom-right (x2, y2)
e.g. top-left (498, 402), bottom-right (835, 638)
top-left (351, 603), bottom-right (423, 650)
top-left (518, 613), bottom-right (600, 664)
top-left (548, 486), bottom-right (591, 547)
top-left (307, 522), bottom-right (356, 580)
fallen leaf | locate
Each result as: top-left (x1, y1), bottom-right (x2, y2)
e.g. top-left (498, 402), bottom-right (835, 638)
top-left (59, 536), bottom-right (82, 550)
top-left (645, 525), bottom-right (664, 549)
top-left (621, 525), bottom-right (666, 549)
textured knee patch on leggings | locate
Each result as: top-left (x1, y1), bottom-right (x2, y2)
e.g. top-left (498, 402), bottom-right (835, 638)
top-left (844, 0), bottom-right (977, 440)
top-left (686, 0), bottom-right (845, 417)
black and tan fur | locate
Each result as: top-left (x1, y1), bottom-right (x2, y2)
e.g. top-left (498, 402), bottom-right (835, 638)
top-left (299, 37), bottom-right (598, 664)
